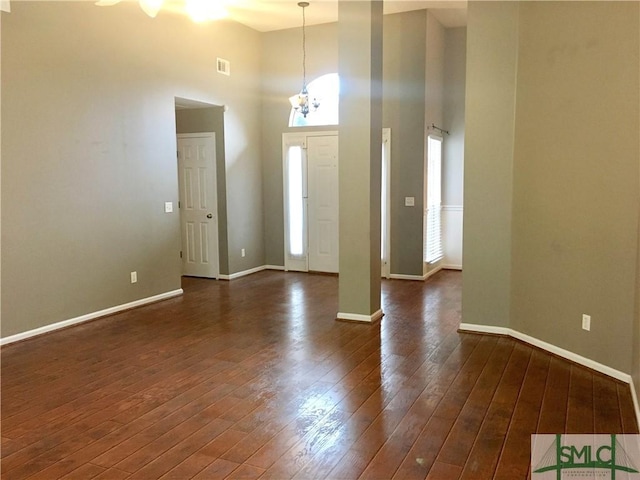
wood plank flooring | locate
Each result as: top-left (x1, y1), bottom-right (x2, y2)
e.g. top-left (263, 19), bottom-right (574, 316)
top-left (1, 270), bottom-right (638, 479)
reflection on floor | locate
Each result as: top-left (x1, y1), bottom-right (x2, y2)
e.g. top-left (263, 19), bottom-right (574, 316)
top-left (1, 270), bottom-right (637, 479)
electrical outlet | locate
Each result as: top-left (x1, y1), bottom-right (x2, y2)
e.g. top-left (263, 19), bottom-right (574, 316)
top-left (582, 314), bottom-right (590, 331)
top-left (241, 248), bottom-right (246, 257)
top-left (130, 271), bottom-right (137, 284)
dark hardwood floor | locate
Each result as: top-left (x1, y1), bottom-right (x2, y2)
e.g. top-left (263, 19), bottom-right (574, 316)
top-left (1, 270), bottom-right (638, 479)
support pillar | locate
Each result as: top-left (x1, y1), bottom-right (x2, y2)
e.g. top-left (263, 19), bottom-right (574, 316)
top-left (336, 0), bottom-right (383, 323)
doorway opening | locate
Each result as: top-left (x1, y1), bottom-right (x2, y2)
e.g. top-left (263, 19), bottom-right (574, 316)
top-left (174, 99), bottom-right (225, 279)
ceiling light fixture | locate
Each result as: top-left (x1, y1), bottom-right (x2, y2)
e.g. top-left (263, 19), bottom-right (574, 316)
top-left (289, 2), bottom-right (319, 118)
top-left (95, 0), bottom-right (227, 23)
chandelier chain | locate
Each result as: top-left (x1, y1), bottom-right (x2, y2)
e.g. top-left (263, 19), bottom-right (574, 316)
top-left (301, 3), bottom-right (306, 87)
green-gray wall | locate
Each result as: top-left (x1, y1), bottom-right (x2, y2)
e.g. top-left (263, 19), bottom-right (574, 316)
top-left (443, 27), bottom-right (466, 209)
top-left (463, 1), bottom-right (519, 328)
top-left (385, 11), bottom-right (428, 277)
top-left (1, 2), bottom-right (263, 337)
top-left (464, 1), bottom-right (640, 375)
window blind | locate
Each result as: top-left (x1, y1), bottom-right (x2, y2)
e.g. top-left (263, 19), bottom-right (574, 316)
top-left (425, 136), bottom-right (443, 264)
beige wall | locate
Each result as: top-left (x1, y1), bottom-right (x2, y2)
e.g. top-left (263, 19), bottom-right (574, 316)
top-left (464, 1), bottom-right (640, 374)
top-left (1, 2), bottom-right (263, 337)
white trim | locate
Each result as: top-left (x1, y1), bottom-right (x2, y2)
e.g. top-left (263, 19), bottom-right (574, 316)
top-left (630, 378), bottom-right (640, 432)
top-left (442, 264), bottom-right (462, 270)
top-left (389, 274), bottom-right (426, 281)
top-left (442, 204), bottom-right (463, 212)
top-left (337, 309), bottom-right (384, 323)
top-left (458, 323), bottom-right (632, 383)
top-left (265, 265), bottom-right (285, 271)
top-left (219, 265), bottom-right (267, 280)
top-left (381, 128), bottom-right (392, 279)
top-left (0, 289), bottom-right (184, 346)
top-left (459, 323), bottom-right (510, 336)
top-left (424, 266), bottom-right (443, 279)
top-left (219, 264), bottom-right (286, 280)
top-left (282, 135), bottom-right (310, 273)
top-left (389, 267), bottom-right (443, 282)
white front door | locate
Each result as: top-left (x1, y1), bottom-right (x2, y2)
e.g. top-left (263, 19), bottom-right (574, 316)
top-left (283, 130), bottom-right (390, 275)
top-left (307, 135), bottom-right (339, 273)
top-left (177, 133), bottom-right (219, 279)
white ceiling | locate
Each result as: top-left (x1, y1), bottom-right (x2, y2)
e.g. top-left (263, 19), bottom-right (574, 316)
top-left (7, 0), bottom-right (466, 32)
top-left (224, 0), bottom-right (467, 32)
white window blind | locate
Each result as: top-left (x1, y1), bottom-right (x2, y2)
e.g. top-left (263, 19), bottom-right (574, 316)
top-left (425, 135), bottom-right (443, 264)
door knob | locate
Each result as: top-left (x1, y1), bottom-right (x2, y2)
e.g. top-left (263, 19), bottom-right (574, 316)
top-left (206, 213), bottom-right (213, 219)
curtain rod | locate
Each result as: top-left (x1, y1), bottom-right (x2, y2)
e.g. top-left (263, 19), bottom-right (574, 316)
top-left (430, 123), bottom-right (450, 135)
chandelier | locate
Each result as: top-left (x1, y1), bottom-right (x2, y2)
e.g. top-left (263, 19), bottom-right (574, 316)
top-left (95, 0), bottom-right (227, 23)
top-left (289, 2), bottom-right (319, 118)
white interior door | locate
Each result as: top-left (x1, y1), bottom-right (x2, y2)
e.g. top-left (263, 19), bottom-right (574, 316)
top-left (307, 135), bottom-right (339, 273)
top-left (177, 133), bottom-right (219, 279)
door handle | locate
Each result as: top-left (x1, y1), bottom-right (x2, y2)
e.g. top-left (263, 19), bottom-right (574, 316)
top-left (206, 213), bottom-right (213, 219)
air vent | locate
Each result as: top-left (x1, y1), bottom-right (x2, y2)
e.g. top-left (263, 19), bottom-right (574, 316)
top-left (217, 58), bottom-right (230, 76)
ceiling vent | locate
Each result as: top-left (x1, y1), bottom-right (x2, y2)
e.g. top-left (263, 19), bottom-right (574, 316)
top-left (217, 58), bottom-right (230, 76)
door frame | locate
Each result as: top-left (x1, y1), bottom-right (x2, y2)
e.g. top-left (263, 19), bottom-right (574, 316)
top-left (381, 128), bottom-right (391, 278)
top-left (177, 132), bottom-right (220, 279)
top-left (282, 129), bottom-right (391, 275)
top-left (283, 131), bottom-right (337, 272)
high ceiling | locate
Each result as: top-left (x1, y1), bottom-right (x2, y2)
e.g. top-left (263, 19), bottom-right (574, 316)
top-left (223, 0), bottom-right (467, 32)
top-left (2, 0), bottom-right (467, 32)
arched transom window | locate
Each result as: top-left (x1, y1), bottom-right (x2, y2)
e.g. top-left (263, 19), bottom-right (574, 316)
top-left (289, 73), bottom-right (339, 127)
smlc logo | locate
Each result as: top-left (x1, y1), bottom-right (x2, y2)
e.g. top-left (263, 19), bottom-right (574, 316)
top-left (531, 434), bottom-right (640, 479)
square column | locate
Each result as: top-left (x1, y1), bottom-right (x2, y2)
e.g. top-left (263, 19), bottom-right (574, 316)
top-left (337, 0), bottom-right (383, 323)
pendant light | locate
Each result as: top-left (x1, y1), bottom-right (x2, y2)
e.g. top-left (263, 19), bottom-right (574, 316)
top-left (289, 2), bottom-right (320, 118)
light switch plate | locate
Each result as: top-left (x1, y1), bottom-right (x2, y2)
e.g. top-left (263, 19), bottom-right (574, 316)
top-left (164, 202), bottom-right (173, 213)
top-left (405, 197), bottom-right (415, 207)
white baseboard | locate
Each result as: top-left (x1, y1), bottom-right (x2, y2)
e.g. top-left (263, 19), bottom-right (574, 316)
top-left (389, 274), bottom-right (425, 281)
top-left (424, 266), bottom-right (443, 280)
top-left (460, 322), bottom-right (640, 428)
top-left (389, 267), bottom-right (443, 282)
top-left (458, 323), bottom-right (632, 383)
top-left (1, 289), bottom-right (184, 346)
top-left (442, 264), bottom-right (462, 270)
top-left (337, 309), bottom-right (384, 323)
top-left (219, 264), bottom-right (285, 280)
top-left (265, 265), bottom-right (285, 271)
